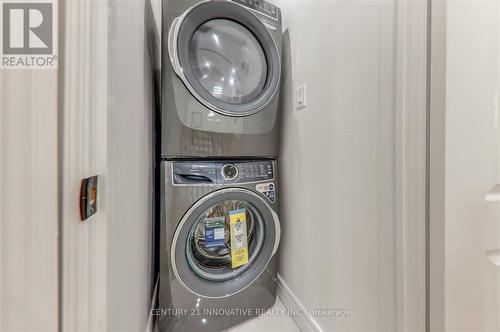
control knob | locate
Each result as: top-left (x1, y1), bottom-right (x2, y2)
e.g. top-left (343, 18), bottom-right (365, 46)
top-left (221, 164), bottom-right (238, 181)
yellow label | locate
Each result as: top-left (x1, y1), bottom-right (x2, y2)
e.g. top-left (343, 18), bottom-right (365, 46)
top-left (229, 208), bottom-right (249, 268)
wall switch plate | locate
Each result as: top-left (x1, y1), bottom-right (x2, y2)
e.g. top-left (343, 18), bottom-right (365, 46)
top-left (296, 83), bottom-right (307, 110)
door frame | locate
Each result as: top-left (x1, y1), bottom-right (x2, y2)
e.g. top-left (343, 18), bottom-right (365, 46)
top-left (60, 0), bottom-right (109, 330)
top-left (58, 0), bottom-right (430, 330)
top-left (427, 1), bottom-right (446, 331)
top-left (394, 0), bottom-right (429, 330)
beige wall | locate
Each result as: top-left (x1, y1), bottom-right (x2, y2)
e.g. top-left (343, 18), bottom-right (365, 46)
top-left (0, 70), bottom-right (59, 330)
top-left (276, 1), bottom-right (400, 330)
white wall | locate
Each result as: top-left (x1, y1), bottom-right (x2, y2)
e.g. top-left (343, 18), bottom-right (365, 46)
top-left (61, 1), bottom-right (153, 330)
top-left (444, 1), bottom-right (500, 330)
top-left (107, 0), bottom-right (154, 330)
top-left (1, 1), bottom-right (153, 330)
top-left (0, 65), bottom-right (59, 330)
top-left (276, 1), bottom-right (402, 331)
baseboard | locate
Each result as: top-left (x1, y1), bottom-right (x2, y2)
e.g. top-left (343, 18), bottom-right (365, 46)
top-left (276, 274), bottom-right (324, 332)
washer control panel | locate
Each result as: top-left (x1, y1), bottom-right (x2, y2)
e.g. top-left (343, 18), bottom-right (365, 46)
top-left (172, 160), bottom-right (274, 185)
top-left (235, 161), bottom-right (273, 182)
top-left (232, 0), bottom-right (278, 21)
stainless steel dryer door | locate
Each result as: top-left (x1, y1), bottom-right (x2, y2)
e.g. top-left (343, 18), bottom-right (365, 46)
top-left (171, 188), bottom-right (280, 299)
top-left (168, 0), bottom-right (281, 116)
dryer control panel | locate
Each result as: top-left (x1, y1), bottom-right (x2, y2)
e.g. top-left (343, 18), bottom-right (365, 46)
top-left (232, 0), bottom-right (279, 21)
top-left (172, 160), bottom-right (274, 185)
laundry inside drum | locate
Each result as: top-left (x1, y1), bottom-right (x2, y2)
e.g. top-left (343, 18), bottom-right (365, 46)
top-left (186, 200), bottom-right (265, 281)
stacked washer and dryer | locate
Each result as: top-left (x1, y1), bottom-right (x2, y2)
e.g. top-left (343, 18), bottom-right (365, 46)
top-left (159, 0), bottom-right (283, 331)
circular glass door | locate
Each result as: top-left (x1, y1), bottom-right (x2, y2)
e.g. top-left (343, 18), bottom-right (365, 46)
top-left (171, 189), bottom-right (280, 298)
top-left (189, 19), bottom-right (268, 105)
top-left (186, 200), bottom-right (264, 281)
top-left (170, 1), bottom-right (281, 116)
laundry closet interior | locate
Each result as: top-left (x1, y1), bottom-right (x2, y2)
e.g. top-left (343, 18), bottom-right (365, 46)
top-left (2, 0), bottom-right (500, 331)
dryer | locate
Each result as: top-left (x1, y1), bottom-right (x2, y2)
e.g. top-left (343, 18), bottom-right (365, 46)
top-left (158, 160), bottom-right (280, 331)
top-left (162, 0), bottom-right (283, 158)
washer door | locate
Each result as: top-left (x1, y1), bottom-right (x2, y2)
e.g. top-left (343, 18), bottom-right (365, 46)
top-left (168, 0), bottom-right (281, 117)
top-left (171, 188), bottom-right (280, 298)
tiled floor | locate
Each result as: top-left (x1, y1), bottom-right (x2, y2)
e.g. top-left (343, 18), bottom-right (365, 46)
top-left (228, 297), bottom-right (300, 332)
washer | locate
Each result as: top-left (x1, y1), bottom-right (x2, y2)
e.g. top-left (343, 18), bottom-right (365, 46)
top-left (159, 160), bottom-right (280, 331)
top-left (162, 0), bottom-right (283, 158)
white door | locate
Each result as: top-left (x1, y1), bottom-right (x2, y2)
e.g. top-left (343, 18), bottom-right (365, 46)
top-left (430, 1), bottom-right (500, 330)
